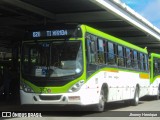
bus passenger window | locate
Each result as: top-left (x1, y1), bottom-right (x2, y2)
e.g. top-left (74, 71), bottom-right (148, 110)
top-left (154, 60), bottom-right (158, 75)
top-left (133, 51), bottom-right (138, 69)
top-left (108, 42), bottom-right (116, 65)
top-left (117, 45), bottom-right (124, 67)
top-left (140, 53), bottom-right (144, 71)
top-left (126, 48), bottom-right (132, 68)
top-left (86, 35), bottom-right (97, 64)
top-left (97, 39), bottom-right (105, 64)
top-left (153, 59), bottom-right (160, 75)
top-left (157, 59), bottom-right (160, 74)
top-left (144, 55), bottom-right (148, 71)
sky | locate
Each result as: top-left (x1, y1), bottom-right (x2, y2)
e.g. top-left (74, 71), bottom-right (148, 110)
top-left (120, 0), bottom-right (160, 29)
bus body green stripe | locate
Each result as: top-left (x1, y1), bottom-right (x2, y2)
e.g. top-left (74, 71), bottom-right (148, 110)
top-left (87, 67), bottom-right (149, 81)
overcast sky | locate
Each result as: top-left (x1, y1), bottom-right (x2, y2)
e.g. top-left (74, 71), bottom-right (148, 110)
top-left (120, 0), bottom-right (160, 29)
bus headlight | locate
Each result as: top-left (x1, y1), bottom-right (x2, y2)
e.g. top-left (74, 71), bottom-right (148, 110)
top-left (20, 81), bottom-right (34, 93)
top-left (68, 80), bottom-right (84, 93)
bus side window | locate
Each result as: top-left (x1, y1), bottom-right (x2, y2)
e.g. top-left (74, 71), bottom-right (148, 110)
top-left (97, 38), bottom-right (105, 64)
top-left (108, 42), bottom-right (116, 65)
top-left (104, 41), bottom-right (107, 64)
top-left (140, 53), bottom-right (144, 71)
top-left (117, 45), bottom-right (124, 67)
top-left (133, 51), bottom-right (138, 69)
top-left (126, 48), bottom-right (132, 68)
top-left (154, 59), bottom-right (158, 75)
top-left (154, 58), bottom-right (160, 76)
top-left (86, 34), bottom-right (97, 64)
top-left (157, 59), bottom-right (160, 74)
top-left (137, 52), bottom-right (140, 70)
top-left (144, 54), bottom-right (148, 71)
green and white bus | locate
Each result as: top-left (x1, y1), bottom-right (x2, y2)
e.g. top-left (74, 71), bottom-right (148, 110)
top-left (149, 53), bottom-right (160, 99)
top-left (20, 25), bottom-right (150, 111)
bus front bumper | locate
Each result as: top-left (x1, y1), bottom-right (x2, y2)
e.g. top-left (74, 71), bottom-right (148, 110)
top-left (20, 89), bottom-right (99, 105)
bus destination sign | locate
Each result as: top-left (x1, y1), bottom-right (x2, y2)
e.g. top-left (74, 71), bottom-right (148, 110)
top-left (32, 29), bottom-right (68, 38)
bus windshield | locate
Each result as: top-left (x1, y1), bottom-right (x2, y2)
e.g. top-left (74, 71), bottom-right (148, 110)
top-left (22, 41), bottom-right (83, 78)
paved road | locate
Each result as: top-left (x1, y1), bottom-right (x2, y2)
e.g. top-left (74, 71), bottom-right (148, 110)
top-left (0, 97), bottom-right (160, 120)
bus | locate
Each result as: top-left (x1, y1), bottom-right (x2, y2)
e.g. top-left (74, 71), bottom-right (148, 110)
top-left (20, 24), bottom-right (150, 111)
top-left (149, 53), bottom-right (160, 99)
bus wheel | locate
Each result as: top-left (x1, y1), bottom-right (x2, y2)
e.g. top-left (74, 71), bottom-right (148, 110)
top-left (131, 87), bottom-right (139, 106)
top-left (156, 84), bottom-right (160, 100)
top-left (94, 88), bottom-right (106, 112)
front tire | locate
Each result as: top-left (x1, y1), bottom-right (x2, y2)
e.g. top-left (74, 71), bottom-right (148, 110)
top-left (155, 84), bottom-right (160, 100)
top-left (94, 88), bottom-right (106, 112)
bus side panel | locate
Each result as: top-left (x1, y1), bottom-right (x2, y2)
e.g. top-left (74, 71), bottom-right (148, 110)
top-left (149, 78), bottom-right (160, 96)
top-left (86, 69), bottom-right (149, 103)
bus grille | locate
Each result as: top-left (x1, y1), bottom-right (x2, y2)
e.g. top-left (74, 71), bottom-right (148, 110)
top-left (39, 95), bottom-right (62, 100)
